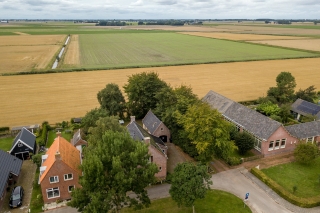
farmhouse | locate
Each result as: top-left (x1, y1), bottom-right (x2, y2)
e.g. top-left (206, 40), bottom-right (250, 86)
top-left (71, 129), bottom-right (87, 147)
top-left (142, 110), bottom-right (171, 142)
top-left (127, 116), bottom-right (168, 180)
top-left (0, 150), bottom-right (22, 209)
top-left (203, 90), bottom-right (299, 156)
top-left (39, 134), bottom-right (82, 204)
top-left (291, 98), bottom-right (320, 121)
top-left (9, 127), bottom-right (36, 160)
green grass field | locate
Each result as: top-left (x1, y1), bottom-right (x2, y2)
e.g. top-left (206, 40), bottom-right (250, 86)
top-left (123, 190), bottom-right (252, 213)
top-left (62, 33), bottom-right (318, 70)
top-left (46, 130), bottom-right (72, 148)
top-left (262, 157), bottom-right (320, 198)
top-left (0, 136), bottom-right (14, 151)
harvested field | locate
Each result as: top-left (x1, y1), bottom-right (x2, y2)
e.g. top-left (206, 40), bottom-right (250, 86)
top-left (249, 39), bottom-right (320, 52)
top-left (61, 33), bottom-right (316, 69)
top-left (180, 32), bottom-right (308, 41)
top-left (63, 35), bottom-right (80, 65)
top-left (14, 32), bottom-right (30, 35)
top-left (0, 45), bottom-right (60, 72)
top-left (1, 58), bottom-right (320, 127)
top-left (0, 35), bottom-right (66, 46)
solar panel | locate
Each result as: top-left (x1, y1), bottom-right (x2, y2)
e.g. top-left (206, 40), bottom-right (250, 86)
top-left (296, 101), bottom-right (320, 115)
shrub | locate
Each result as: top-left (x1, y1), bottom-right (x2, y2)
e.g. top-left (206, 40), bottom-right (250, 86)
top-left (234, 132), bottom-right (255, 155)
top-left (226, 156), bottom-right (242, 166)
top-left (294, 142), bottom-right (319, 165)
top-left (32, 153), bottom-right (43, 168)
top-left (0, 127), bottom-right (9, 132)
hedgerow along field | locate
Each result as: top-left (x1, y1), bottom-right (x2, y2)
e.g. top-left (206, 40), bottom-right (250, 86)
top-left (61, 33), bottom-right (318, 69)
top-left (1, 58), bottom-right (320, 128)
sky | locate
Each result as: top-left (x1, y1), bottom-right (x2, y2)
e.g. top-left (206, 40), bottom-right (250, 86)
top-left (0, 0), bottom-right (319, 19)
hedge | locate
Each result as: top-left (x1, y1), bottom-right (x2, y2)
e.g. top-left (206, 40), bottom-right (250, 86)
top-left (0, 127), bottom-right (9, 132)
top-left (41, 124), bottom-right (48, 145)
top-left (251, 168), bottom-right (320, 207)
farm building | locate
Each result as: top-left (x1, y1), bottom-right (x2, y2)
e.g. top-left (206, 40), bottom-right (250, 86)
top-left (9, 127), bottom-right (36, 160)
top-left (11, 124), bottom-right (40, 136)
top-left (291, 99), bottom-right (320, 121)
top-left (127, 116), bottom-right (168, 181)
top-left (39, 134), bottom-right (82, 204)
top-left (203, 90), bottom-right (300, 156)
top-left (142, 110), bottom-right (171, 142)
top-left (0, 149), bottom-right (22, 209)
top-left (71, 129), bottom-right (87, 147)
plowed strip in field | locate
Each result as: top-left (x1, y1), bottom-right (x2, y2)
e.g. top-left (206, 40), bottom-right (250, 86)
top-left (1, 58), bottom-right (320, 127)
top-left (249, 39), bottom-right (320, 52)
top-left (0, 45), bottom-right (60, 72)
top-left (14, 32), bottom-right (30, 35)
top-left (180, 32), bottom-right (307, 41)
top-left (0, 35), bottom-right (66, 46)
top-left (64, 35), bottom-right (80, 64)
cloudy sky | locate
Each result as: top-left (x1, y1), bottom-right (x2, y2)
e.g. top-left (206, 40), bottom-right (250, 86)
top-left (0, 0), bottom-right (319, 19)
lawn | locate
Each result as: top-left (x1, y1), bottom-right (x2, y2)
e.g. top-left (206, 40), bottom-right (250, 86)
top-left (63, 33), bottom-right (317, 70)
top-left (46, 129), bottom-right (72, 148)
top-left (0, 136), bottom-right (14, 151)
top-left (262, 157), bottom-right (320, 198)
top-left (30, 169), bottom-right (44, 213)
top-left (123, 190), bottom-right (252, 213)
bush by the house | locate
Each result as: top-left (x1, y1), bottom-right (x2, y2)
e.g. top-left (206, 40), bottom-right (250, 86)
top-left (294, 142), bottom-right (319, 165)
top-left (226, 156), bottom-right (242, 166)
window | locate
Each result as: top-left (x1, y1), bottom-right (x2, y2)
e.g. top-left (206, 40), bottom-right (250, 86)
top-left (18, 142), bottom-right (23, 147)
top-left (49, 176), bottom-right (59, 183)
top-left (159, 167), bottom-right (162, 171)
top-left (161, 128), bottom-right (164, 131)
top-left (274, 140), bottom-right (280, 150)
top-left (306, 137), bottom-right (314, 143)
top-left (281, 139), bottom-right (286, 148)
top-left (46, 187), bottom-right (60, 199)
top-left (68, 185), bottom-right (74, 192)
top-left (162, 149), bottom-right (165, 153)
top-left (64, 173), bottom-right (73, 181)
top-left (268, 141), bottom-right (274, 151)
top-left (150, 156), bottom-right (153, 162)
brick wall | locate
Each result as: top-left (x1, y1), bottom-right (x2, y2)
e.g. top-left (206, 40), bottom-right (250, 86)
top-left (40, 161), bottom-right (81, 204)
top-left (148, 145), bottom-right (167, 180)
top-left (153, 123), bottom-right (171, 142)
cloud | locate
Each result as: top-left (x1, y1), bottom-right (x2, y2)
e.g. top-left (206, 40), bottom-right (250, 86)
top-left (131, 0), bottom-right (143, 6)
top-left (154, 0), bottom-right (177, 5)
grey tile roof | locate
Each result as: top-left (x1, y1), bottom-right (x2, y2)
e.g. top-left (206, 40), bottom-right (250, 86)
top-left (285, 121), bottom-right (320, 139)
top-left (142, 110), bottom-right (162, 134)
top-left (71, 129), bottom-right (84, 146)
top-left (127, 121), bottom-right (166, 156)
top-left (11, 127), bottom-right (36, 150)
top-left (203, 90), bottom-right (282, 140)
top-left (291, 99), bottom-right (320, 119)
top-left (0, 149), bottom-right (23, 198)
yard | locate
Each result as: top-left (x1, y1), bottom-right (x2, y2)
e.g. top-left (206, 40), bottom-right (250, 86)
top-left (122, 190), bottom-right (252, 213)
top-left (262, 157), bottom-right (320, 198)
top-left (0, 136), bottom-right (14, 151)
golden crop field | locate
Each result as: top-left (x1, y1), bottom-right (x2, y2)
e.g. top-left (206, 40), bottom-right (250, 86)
top-left (1, 58), bottom-right (320, 127)
top-left (249, 39), bottom-right (320, 52)
top-left (0, 35), bottom-right (66, 73)
top-left (63, 35), bottom-right (80, 65)
top-left (179, 32), bottom-right (308, 41)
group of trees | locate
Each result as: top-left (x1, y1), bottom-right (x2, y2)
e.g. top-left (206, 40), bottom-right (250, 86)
top-left (95, 21), bottom-right (126, 26)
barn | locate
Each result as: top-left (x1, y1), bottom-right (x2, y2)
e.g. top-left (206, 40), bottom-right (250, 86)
top-left (9, 127), bottom-right (36, 160)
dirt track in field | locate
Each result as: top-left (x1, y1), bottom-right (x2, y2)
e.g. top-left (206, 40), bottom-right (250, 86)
top-left (63, 35), bottom-right (80, 64)
top-left (249, 39), bottom-right (320, 52)
top-left (180, 32), bottom-right (308, 41)
top-left (1, 58), bottom-right (320, 127)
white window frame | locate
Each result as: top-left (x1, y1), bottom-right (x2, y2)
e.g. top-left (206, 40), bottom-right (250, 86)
top-left (274, 140), bottom-right (280, 150)
top-left (64, 173), bottom-right (73, 181)
top-left (49, 176), bottom-right (59, 183)
top-left (68, 185), bottom-right (75, 193)
top-left (268, 141), bottom-right (274, 151)
top-left (46, 187), bottom-right (60, 199)
top-left (306, 137), bottom-right (314, 143)
top-left (280, 139), bottom-right (286, 148)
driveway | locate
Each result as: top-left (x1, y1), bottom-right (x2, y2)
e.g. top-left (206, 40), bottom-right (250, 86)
top-left (167, 143), bottom-right (194, 173)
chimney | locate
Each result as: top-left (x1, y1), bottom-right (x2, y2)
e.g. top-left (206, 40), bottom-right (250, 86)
top-left (130, 116), bottom-right (135, 123)
top-left (144, 137), bottom-right (150, 144)
top-left (55, 151), bottom-right (61, 160)
top-left (56, 132), bottom-right (61, 137)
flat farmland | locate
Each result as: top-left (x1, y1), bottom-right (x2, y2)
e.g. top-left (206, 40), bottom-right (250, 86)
top-left (63, 35), bottom-right (80, 65)
top-left (0, 35), bottom-right (66, 73)
top-left (249, 39), bottom-right (320, 52)
top-left (61, 33), bottom-right (317, 69)
top-left (1, 58), bottom-right (320, 127)
top-left (179, 32), bottom-right (308, 41)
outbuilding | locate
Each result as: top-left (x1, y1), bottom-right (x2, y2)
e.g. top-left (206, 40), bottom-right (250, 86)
top-left (9, 127), bottom-right (36, 160)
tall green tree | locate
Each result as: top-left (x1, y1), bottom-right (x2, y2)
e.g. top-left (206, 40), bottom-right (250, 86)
top-left (234, 132), bottom-right (255, 155)
top-left (295, 85), bottom-right (317, 103)
top-left (123, 72), bottom-right (168, 118)
top-left (81, 108), bottom-right (109, 134)
top-left (294, 142), bottom-right (319, 165)
top-left (97, 83), bottom-right (126, 119)
top-left (169, 162), bottom-right (211, 212)
top-left (267, 72), bottom-right (296, 104)
top-left (69, 131), bottom-right (158, 213)
top-left (180, 102), bottom-right (235, 163)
